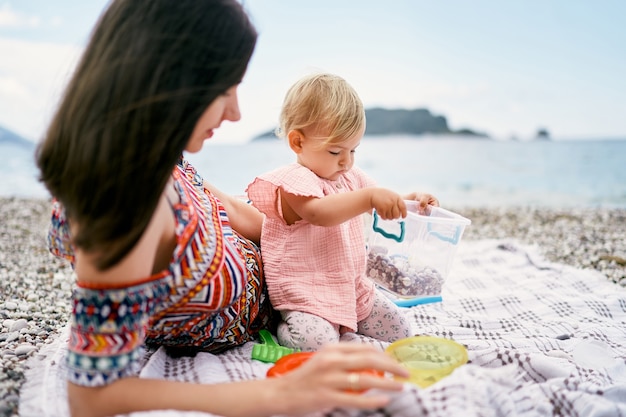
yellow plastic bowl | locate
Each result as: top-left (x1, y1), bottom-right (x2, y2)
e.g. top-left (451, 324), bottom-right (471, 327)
top-left (386, 336), bottom-right (468, 388)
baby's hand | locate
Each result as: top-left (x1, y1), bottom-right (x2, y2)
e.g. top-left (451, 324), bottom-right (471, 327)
top-left (404, 192), bottom-right (439, 214)
top-left (370, 188), bottom-right (406, 220)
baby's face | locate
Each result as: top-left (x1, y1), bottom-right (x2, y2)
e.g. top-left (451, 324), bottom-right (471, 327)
top-left (297, 127), bottom-right (363, 181)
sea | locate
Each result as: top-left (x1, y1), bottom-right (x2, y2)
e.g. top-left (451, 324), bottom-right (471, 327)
top-left (2, 135), bottom-right (625, 209)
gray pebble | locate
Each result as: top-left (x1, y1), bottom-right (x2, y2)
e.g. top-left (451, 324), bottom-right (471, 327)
top-left (9, 319), bottom-right (27, 333)
top-left (5, 332), bottom-right (19, 343)
top-left (3, 302), bottom-right (18, 311)
top-left (14, 344), bottom-right (37, 356)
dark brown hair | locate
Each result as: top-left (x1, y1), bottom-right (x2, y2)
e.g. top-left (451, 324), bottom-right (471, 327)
top-left (36, 0), bottom-right (257, 270)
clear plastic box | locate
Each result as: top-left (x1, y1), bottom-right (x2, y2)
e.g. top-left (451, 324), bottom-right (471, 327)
top-left (365, 202), bottom-right (471, 305)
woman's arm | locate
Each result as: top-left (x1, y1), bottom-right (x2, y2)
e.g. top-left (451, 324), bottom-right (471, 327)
top-left (204, 180), bottom-right (264, 244)
top-left (68, 378), bottom-right (286, 417)
top-left (281, 187), bottom-right (407, 227)
top-left (68, 343), bottom-right (409, 417)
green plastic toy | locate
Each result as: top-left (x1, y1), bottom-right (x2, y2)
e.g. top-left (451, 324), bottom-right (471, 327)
top-left (251, 330), bottom-right (298, 363)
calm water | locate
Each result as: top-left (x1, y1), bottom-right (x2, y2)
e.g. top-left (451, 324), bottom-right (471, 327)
top-left (2, 136), bottom-right (625, 208)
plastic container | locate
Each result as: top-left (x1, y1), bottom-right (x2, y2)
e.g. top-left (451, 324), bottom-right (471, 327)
top-left (365, 202), bottom-right (471, 305)
top-left (386, 336), bottom-right (468, 388)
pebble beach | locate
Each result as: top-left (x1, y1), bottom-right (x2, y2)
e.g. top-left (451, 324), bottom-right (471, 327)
top-left (1, 197), bottom-right (625, 416)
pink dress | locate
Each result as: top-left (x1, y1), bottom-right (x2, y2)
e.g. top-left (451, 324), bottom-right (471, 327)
top-left (246, 163), bottom-right (376, 331)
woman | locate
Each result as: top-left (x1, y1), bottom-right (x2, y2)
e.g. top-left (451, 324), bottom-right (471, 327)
top-left (36, 1), bottom-right (409, 416)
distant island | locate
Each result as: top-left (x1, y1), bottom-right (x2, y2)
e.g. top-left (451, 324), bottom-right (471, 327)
top-left (2, 109), bottom-right (554, 146)
top-left (0, 126), bottom-right (34, 148)
top-left (535, 128), bottom-right (551, 140)
top-left (253, 107), bottom-right (490, 140)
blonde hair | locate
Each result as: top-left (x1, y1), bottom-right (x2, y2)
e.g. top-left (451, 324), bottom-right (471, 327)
top-left (276, 73), bottom-right (365, 145)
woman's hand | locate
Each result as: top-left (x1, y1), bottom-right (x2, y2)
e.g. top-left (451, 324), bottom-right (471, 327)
top-left (269, 342), bottom-right (409, 416)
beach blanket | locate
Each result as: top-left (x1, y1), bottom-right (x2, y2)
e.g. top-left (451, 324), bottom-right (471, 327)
top-left (20, 239), bottom-right (626, 417)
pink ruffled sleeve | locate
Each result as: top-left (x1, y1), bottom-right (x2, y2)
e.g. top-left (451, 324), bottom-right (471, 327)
top-left (246, 164), bottom-right (325, 219)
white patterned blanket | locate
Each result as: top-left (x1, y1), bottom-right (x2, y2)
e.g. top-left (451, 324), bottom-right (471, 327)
top-left (20, 239), bottom-right (626, 417)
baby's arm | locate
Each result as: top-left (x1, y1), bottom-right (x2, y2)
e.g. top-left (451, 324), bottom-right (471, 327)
top-left (281, 187), bottom-right (407, 227)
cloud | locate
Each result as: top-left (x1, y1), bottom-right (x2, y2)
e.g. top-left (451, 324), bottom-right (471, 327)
top-left (0, 3), bottom-right (41, 28)
top-left (50, 16), bottom-right (62, 27)
top-left (0, 37), bottom-right (81, 141)
top-left (0, 74), bottom-right (28, 97)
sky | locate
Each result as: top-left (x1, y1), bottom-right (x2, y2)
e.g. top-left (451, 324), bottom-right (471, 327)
top-left (1, 0), bottom-right (625, 144)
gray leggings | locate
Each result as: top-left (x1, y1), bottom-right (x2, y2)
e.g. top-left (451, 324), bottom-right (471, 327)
top-left (276, 290), bottom-right (412, 351)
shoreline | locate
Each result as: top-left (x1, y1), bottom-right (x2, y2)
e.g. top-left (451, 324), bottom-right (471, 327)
top-left (1, 197), bottom-right (625, 417)
top-left (455, 205), bottom-right (626, 286)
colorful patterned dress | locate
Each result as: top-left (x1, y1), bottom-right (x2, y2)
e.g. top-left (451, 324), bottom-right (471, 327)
top-left (47, 158), bottom-right (274, 387)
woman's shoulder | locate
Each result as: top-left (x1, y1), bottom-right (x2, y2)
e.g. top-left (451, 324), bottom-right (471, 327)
top-left (73, 193), bottom-right (175, 287)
